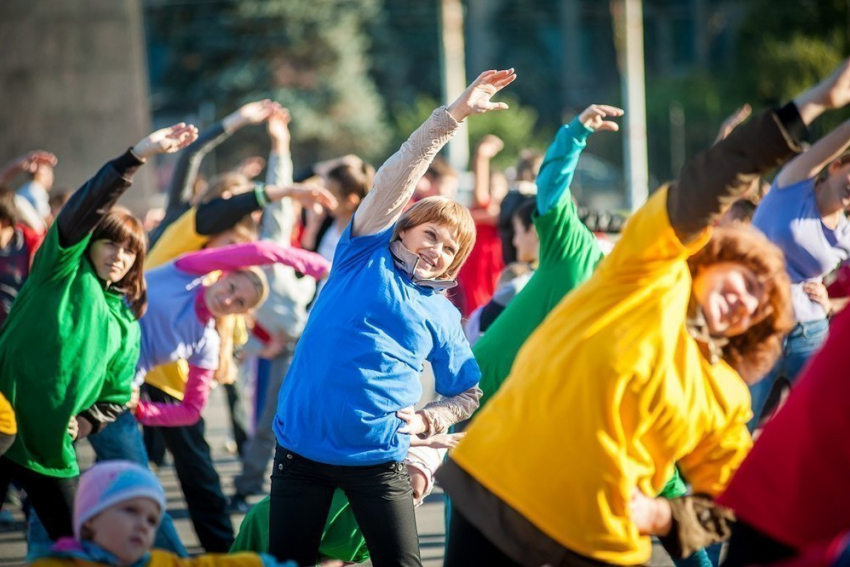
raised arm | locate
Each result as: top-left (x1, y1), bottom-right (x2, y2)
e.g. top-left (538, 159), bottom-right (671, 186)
top-left (353, 69), bottom-right (517, 237)
top-left (776, 118), bottom-right (850, 189)
top-left (0, 150), bottom-right (57, 185)
top-left (537, 105), bottom-right (623, 215)
top-left (260, 108), bottom-right (297, 244)
top-left (668, 58), bottom-right (850, 242)
top-left (56, 124), bottom-right (198, 247)
top-left (173, 240), bottom-right (330, 279)
top-left (472, 135), bottom-right (504, 203)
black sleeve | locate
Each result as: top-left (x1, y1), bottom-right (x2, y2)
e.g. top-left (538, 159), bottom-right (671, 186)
top-left (479, 301), bottom-right (506, 334)
top-left (149, 122), bottom-right (232, 247)
top-left (78, 403), bottom-right (127, 435)
top-left (164, 122), bottom-right (229, 214)
top-left (56, 149), bottom-right (145, 248)
top-left (194, 190), bottom-right (261, 236)
top-left (667, 102), bottom-right (808, 241)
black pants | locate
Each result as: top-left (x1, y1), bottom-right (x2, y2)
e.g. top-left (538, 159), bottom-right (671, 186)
top-left (0, 457), bottom-right (77, 540)
top-left (723, 521), bottom-right (795, 567)
top-left (269, 445), bottom-right (421, 567)
top-left (144, 386), bottom-right (234, 552)
top-left (445, 506), bottom-right (521, 566)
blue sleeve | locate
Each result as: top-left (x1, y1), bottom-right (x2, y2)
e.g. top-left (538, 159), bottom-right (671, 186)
top-left (536, 117), bottom-right (594, 215)
top-left (429, 309), bottom-right (481, 397)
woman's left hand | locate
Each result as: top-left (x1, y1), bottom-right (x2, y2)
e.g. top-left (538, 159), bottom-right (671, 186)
top-left (397, 406), bottom-right (427, 435)
top-left (447, 69), bottom-right (517, 122)
top-left (803, 280), bottom-right (832, 314)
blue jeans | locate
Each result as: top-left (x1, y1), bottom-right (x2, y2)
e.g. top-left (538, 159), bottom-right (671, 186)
top-left (87, 411), bottom-right (187, 556)
top-left (748, 318), bottom-right (829, 431)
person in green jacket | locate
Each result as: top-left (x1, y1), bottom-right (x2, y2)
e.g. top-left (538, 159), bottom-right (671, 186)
top-left (0, 123), bottom-right (198, 543)
top-left (472, 104), bottom-right (620, 409)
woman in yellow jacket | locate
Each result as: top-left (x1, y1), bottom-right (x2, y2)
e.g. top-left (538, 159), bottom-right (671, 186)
top-left (439, 61), bottom-right (850, 567)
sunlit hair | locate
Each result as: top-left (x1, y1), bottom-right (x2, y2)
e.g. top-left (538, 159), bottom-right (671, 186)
top-left (391, 196), bottom-right (476, 280)
top-left (687, 225), bottom-right (793, 382)
top-left (89, 206), bottom-right (148, 319)
top-left (233, 266), bottom-right (269, 309)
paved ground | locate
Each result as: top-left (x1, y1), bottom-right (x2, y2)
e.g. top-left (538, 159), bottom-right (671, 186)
top-left (0, 386), bottom-right (675, 566)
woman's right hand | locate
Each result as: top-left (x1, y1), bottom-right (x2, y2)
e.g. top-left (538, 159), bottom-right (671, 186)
top-left (579, 104), bottom-right (624, 132)
top-left (266, 183), bottom-right (338, 213)
top-left (132, 123), bottom-right (199, 160)
top-left (224, 99), bottom-right (281, 132)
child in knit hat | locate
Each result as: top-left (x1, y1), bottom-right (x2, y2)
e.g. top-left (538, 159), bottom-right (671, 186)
top-left (29, 461), bottom-right (301, 567)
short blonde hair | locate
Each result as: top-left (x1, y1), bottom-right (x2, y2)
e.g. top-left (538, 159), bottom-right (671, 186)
top-left (392, 196), bottom-right (476, 280)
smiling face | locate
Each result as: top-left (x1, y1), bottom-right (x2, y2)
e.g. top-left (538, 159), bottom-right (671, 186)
top-left (203, 271), bottom-right (262, 317)
top-left (399, 222), bottom-right (460, 280)
top-left (692, 261), bottom-right (766, 337)
top-left (85, 497), bottom-right (160, 566)
top-left (825, 158), bottom-right (850, 210)
top-left (88, 239), bottom-right (138, 284)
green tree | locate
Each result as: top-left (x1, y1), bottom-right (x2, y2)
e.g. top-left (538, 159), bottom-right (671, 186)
top-left (145, 0), bottom-right (392, 166)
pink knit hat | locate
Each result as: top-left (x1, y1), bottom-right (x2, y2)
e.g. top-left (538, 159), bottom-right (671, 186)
top-left (73, 461), bottom-right (166, 540)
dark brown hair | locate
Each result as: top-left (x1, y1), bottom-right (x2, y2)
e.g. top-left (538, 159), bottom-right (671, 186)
top-left (328, 161), bottom-right (375, 201)
top-left (90, 206), bottom-right (148, 319)
top-left (0, 186), bottom-right (17, 226)
top-left (687, 225), bottom-right (794, 382)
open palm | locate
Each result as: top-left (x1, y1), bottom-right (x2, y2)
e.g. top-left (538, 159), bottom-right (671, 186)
top-left (134, 123), bottom-right (199, 159)
top-left (448, 69), bottom-right (517, 121)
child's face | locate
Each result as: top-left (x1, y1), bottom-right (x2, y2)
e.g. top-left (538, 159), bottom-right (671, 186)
top-left (400, 222), bottom-right (459, 280)
top-left (511, 217), bottom-right (539, 264)
top-left (85, 497), bottom-right (160, 566)
top-left (88, 239), bottom-right (137, 284)
top-left (204, 271), bottom-right (261, 317)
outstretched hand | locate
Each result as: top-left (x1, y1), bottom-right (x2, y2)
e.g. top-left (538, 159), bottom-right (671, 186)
top-left (18, 150), bottom-right (57, 173)
top-left (412, 432), bottom-right (466, 449)
top-left (475, 135), bottom-right (505, 160)
top-left (266, 183), bottom-right (338, 214)
top-left (795, 58), bottom-right (850, 125)
top-left (132, 123), bottom-right (199, 160)
top-left (267, 108), bottom-right (292, 149)
top-left (578, 104), bottom-right (624, 132)
top-left (447, 69), bottom-right (517, 122)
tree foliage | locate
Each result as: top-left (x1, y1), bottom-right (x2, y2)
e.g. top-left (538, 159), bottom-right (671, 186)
top-left (145, 0), bottom-right (392, 164)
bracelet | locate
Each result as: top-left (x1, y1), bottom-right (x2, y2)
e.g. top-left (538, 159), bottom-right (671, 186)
top-left (254, 182), bottom-right (269, 208)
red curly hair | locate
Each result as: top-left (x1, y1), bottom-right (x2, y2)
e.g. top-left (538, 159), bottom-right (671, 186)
top-left (687, 225), bottom-right (794, 382)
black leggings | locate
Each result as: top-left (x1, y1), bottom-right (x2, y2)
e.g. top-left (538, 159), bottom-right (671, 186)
top-left (0, 457), bottom-right (77, 540)
top-left (269, 445), bottom-right (421, 567)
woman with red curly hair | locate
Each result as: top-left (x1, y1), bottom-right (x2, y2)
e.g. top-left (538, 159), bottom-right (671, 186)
top-left (438, 60), bottom-right (850, 567)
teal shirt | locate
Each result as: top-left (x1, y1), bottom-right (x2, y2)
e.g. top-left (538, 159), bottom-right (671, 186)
top-left (0, 225), bottom-right (140, 477)
top-left (474, 118), bottom-right (604, 409)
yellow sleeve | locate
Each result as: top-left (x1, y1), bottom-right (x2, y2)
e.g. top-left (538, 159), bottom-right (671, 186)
top-left (677, 404), bottom-right (752, 497)
top-left (599, 187), bottom-right (712, 281)
top-left (146, 208), bottom-right (208, 270)
top-left (149, 550), bottom-right (265, 567)
top-left (0, 392), bottom-right (17, 436)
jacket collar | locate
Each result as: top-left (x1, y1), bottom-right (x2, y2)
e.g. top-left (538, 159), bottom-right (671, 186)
top-left (389, 239), bottom-right (457, 292)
